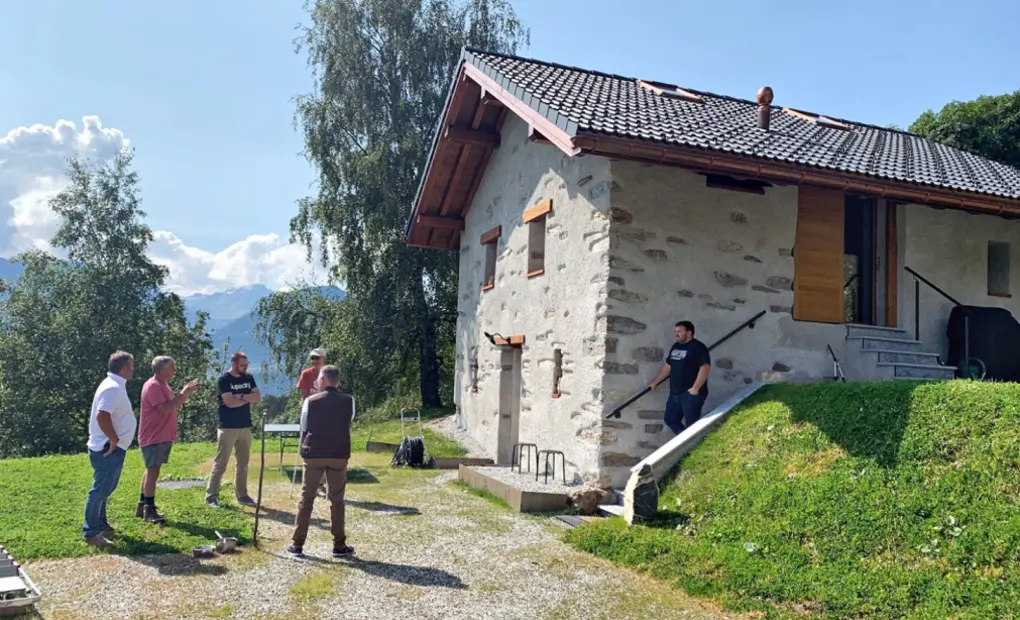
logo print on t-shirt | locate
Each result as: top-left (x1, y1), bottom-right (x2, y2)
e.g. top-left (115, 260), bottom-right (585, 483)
top-left (230, 382), bottom-right (251, 391)
top-left (670, 349), bottom-right (688, 361)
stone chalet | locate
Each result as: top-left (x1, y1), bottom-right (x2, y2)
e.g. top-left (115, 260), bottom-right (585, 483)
top-left (403, 48), bottom-right (1020, 488)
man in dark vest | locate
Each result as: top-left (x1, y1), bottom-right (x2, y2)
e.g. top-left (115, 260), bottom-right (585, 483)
top-left (287, 364), bottom-right (356, 558)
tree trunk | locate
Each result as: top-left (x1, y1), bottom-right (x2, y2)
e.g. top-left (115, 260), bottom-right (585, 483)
top-left (411, 272), bottom-right (442, 408)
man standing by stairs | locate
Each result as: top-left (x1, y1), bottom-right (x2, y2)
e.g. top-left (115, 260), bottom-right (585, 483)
top-left (648, 320), bottom-right (712, 435)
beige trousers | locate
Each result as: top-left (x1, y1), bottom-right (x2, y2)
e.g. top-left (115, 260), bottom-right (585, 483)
top-left (206, 427), bottom-right (252, 500)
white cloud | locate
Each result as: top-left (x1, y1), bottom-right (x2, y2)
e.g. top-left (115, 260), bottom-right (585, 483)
top-left (1, 116), bottom-right (329, 296)
top-left (150, 230), bottom-right (329, 296)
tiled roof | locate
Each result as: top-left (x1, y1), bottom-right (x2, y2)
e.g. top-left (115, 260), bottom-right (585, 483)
top-left (463, 48), bottom-right (1020, 201)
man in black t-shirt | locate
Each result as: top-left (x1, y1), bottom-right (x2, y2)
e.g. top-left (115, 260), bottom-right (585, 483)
top-left (649, 320), bottom-right (712, 435)
top-left (205, 351), bottom-right (262, 508)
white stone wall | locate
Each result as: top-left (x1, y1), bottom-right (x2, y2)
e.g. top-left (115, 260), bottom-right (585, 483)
top-left (599, 162), bottom-right (846, 481)
top-left (902, 204), bottom-right (1020, 356)
top-left (454, 115), bottom-right (614, 485)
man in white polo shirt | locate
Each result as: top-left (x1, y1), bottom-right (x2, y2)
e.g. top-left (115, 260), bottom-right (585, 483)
top-left (82, 350), bottom-right (138, 547)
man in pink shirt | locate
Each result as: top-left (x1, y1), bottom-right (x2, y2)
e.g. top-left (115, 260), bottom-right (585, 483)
top-left (137, 356), bottom-right (199, 523)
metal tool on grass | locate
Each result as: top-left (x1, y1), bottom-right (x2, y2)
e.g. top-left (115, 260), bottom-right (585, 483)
top-left (827, 344), bottom-right (846, 382)
top-left (253, 413), bottom-right (267, 548)
top-left (215, 531), bottom-right (238, 553)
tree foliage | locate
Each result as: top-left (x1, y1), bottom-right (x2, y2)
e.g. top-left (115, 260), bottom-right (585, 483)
top-left (0, 151), bottom-right (218, 457)
top-left (910, 90), bottom-right (1020, 168)
top-left (261, 0), bottom-right (528, 409)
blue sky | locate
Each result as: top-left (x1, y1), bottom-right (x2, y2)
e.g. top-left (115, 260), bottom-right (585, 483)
top-left (1, 0), bottom-right (1017, 293)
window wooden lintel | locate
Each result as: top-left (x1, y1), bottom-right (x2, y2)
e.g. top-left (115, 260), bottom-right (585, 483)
top-left (492, 334), bottom-right (525, 346)
top-left (525, 269), bottom-right (545, 279)
top-left (480, 225), bottom-right (501, 245)
top-left (523, 199), bottom-right (552, 223)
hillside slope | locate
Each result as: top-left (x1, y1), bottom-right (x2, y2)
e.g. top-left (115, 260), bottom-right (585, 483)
top-left (567, 381), bottom-right (1020, 619)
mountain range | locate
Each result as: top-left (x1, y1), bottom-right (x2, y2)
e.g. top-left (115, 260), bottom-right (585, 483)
top-left (185, 284), bottom-right (345, 395)
top-left (0, 260), bottom-right (344, 395)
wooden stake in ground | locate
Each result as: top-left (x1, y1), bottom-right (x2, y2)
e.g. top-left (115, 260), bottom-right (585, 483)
top-left (253, 413), bottom-right (267, 548)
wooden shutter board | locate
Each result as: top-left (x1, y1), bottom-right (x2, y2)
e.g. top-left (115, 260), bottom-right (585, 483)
top-left (793, 186), bottom-right (845, 323)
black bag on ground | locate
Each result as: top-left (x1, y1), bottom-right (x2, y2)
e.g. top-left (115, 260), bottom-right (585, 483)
top-left (390, 436), bottom-right (426, 467)
top-left (946, 305), bottom-right (1020, 382)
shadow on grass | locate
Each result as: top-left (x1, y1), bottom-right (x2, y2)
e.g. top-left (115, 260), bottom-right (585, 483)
top-left (252, 505), bottom-right (328, 530)
top-left (165, 519), bottom-right (248, 544)
top-left (347, 500), bottom-right (421, 516)
top-left (279, 467), bottom-right (379, 485)
top-left (280, 552), bottom-right (465, 589)
top-left (112, 536), bottom-right (229, 577)
top-left (782, 381), bottom-right (917, 467)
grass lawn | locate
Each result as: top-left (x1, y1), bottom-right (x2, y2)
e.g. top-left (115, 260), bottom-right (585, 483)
top-left (566, 381), bottom-right (1020, 619)
top-left (0, 412), bottom-right (464, 562)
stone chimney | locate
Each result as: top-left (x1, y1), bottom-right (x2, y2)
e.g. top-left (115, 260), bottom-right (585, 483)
top-left (756, 86), bottom-right (774, 131)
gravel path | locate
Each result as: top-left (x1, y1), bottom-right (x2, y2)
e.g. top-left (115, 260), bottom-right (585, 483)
top-left (24, 456), bottom-right (744, 620)
top-left (468, 466), bottom-right (581, 493)
top-left (424, 414), bottom-right (488, 458)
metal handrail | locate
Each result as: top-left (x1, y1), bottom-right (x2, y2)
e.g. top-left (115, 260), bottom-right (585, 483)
top-left (605, 310), bottom-right (767, 419)
top-left (707, 310), bottom-right (767, 353)
top-left (905, 266), bottom-right (970, 376)
top-left (904, 266), bottom-right (962, 306)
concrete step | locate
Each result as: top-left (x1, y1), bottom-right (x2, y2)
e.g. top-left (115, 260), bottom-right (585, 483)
top-left (870, 349), bottom-right (943, 366)
top-left (876, 362), bottom-right (956, 380)
top-left (859, 336), bottom-right (924, 352)
top-left (597, 504), bottom-right (625, 518)
top-left (846, 324), bottom-right (912, 341)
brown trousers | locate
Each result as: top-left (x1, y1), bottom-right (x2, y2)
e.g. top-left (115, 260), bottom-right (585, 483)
top-left (292, 457), bottom-right (348, 547)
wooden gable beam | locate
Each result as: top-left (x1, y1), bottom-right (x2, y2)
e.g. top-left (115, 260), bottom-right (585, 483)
top-left (417, 214), bottom-right (465, 231)
top-left (444, 126), bottom-right (500, 149)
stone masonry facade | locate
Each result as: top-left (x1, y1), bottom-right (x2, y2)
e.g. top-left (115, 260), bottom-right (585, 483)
top-left (598, 162), bottom-right (847, 485)
top-left (454, 115), bottom-right (614, 486)
top-left (455, 118), bottom-right (1020, 488)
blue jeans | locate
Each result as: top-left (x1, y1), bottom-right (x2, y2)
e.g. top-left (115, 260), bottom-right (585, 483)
top-left (83, 444), bottom-right (126, 539)
top-left (664, 392), bottom-right (706, 435)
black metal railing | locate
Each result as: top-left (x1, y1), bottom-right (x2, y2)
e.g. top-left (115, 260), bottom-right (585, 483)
top-left (605, 309), bottom-right (767, 419)
top-left (904, 266), bottom-right (968, 373)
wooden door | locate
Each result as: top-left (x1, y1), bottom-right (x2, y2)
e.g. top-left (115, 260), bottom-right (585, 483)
top-left (793, 186), bottom-right (845, 323)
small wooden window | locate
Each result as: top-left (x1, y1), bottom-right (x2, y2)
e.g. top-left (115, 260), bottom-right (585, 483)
top-left (480, 225), bottom-right (500, 291)
top-left (783, 108), bottom-right (851, 131)
top-left (524, 200), bottom-right (550, 278)
top-left (552, 348), bottom-right (563, 398)
top-left (988, 241), bottom-right (1011, 297)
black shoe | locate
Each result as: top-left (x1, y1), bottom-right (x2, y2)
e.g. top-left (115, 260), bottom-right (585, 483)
top-left (332, 545), bottom-right (354, 558)
top-left (143, 504), bottom-right (166, 524)
top-left (205, 496), bottom-right (219, 508)
top-left (287, 545), bottom-right (304, 557)
top-left (237, 496), bottom-right (257, 507)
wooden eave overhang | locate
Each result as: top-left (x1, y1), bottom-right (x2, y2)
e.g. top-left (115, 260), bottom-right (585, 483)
top-left (405, 66), bottom-right (1020, 250)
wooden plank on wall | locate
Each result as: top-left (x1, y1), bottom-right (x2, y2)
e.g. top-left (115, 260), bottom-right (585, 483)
top-left (885, 202), bottom-right (898, 327)
top-left (793, 186), bottom-right (846, 323)
top-left (523, 199), bottom-right (552, 223)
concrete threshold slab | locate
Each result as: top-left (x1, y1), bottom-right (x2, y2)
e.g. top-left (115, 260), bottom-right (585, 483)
top-left (458, 464), bottom-right (571, 513)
